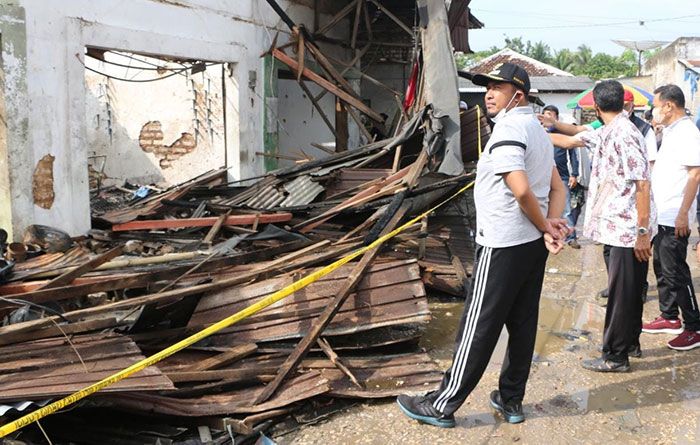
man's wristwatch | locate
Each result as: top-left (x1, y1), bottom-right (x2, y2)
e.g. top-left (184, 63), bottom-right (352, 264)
top-left (637, 226), bottom-right (649, 235)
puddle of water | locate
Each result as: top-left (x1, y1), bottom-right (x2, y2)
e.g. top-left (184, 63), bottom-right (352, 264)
top-left (424, 297), bottom-right (604, 363)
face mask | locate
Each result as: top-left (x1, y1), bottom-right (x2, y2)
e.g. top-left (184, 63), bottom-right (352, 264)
top-left (651, 107), bottom-right (663, 124)
top-left (491, 92), bottom-right (520, 123)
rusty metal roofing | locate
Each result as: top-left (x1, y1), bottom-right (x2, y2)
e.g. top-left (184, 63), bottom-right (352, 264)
top-left (244, 184), bottom-right (286, 209)
top-left (245, 175), bottom-right (324, 209)
top-left (279, 176), bottom-right (324, 207)
top-left (0, 333), bottom-right (174, 402)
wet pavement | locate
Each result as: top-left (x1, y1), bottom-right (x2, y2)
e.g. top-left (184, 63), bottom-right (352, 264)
top-left (281, 239), bottom-right (700, 444)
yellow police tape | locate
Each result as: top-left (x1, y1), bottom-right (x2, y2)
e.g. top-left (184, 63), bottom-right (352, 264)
top-left (0, 178), bottom-right (475, 437)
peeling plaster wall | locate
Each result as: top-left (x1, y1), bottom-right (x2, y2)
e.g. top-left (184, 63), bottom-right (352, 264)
top-left (1, 0), bottom-right (352, 237)
top-left (85, 53), bottom-right (225, 185)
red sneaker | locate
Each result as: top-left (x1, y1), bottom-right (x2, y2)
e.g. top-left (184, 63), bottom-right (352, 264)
top-left (642, 316), bottom-right (683, 334)
top-left (667, 330), bottom-right (700, 351)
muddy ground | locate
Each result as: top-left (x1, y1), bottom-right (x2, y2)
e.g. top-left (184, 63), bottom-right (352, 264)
top-left (276, 239), bottom-right (700, 444)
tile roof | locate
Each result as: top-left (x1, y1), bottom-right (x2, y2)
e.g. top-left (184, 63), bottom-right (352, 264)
top-left (464, 48), bottom-right (574, 77)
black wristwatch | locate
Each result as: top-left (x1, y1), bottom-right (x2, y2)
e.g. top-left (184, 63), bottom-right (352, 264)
top-left (637, 227), bottom-right (649, 236)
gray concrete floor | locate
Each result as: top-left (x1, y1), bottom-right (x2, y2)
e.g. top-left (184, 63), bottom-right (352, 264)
top-left (281, 239), bottom-right (700, 444)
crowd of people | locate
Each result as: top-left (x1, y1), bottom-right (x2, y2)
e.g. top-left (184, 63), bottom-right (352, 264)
top-left (397, 62), bottom-right (700, 428)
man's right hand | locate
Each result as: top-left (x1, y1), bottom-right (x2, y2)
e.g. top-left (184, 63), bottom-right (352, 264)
top-left (537, 114), bottom-right (556, 129)
top-left (544, 233), bottom-right (565, 254)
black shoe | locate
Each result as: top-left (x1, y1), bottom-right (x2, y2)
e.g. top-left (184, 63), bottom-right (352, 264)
top-left (597, 345), bottom-right (642, 358)
top-left (397, 394), bottom-right (456, 428)
top-left (597, 288), bottom-right (609, 299)
top-left (581, 357), bottom-right (630, 373)
top-left (628, 345), bottom-right (642, 358)
top-left (489, 390), bottom-right (525, 424)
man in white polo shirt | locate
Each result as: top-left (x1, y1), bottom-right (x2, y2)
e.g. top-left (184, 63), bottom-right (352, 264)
top-left (642, 84), bottom-right (700, 350)
top-left (396, 63), bottom-right (568, 428)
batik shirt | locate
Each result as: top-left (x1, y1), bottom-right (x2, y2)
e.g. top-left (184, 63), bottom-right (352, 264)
top-left (577, 112), bottom-right (657, 248)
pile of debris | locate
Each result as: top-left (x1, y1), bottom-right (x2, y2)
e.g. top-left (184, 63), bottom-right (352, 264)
top-left (0, 0), bottom-right (495, 440)
top-left (0, 103), bottom-right (488, 443)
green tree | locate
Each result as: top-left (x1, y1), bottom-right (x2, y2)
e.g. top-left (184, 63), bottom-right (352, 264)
top-left (552, 49), bottom-right (576, 72)
top-left (575, 44), bottom-right (593, 71)
top-left (527, 42), bottom-right (552, 64)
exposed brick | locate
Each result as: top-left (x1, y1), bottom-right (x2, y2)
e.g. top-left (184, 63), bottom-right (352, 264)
top-left (33, 154), bottom-right (55, 209)
top-left (138, 121), bottom-right (197, 169)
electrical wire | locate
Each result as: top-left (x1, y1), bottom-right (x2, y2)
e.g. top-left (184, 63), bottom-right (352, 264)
top-left (85, 52), bottom-right (180, 71)
top-left (480, 13), bottom-right (700, 30)
top-left (80, 54), bottom-right (220, 83)
top-left (0, 296), bottom-right (70, 323)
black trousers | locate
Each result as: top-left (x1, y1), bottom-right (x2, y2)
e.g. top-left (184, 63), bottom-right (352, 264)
top-left (430, 238), bottom-right (548, 416)
top-left (602, 247), bottom-right (647, 362)
top-left (603, 244), bottom-right (648, 300)
top-left (653, 225), bottom-right (700, 331)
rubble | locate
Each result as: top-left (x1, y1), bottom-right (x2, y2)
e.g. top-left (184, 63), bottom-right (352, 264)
top-left (0, 2), bottom-right (489, 443)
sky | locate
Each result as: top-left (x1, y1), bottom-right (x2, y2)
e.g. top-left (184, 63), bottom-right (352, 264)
top-left (468, 0), bottom-right (700, 55)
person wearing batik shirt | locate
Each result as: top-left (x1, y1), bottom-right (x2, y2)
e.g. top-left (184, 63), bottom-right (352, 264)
top-left (549, 80), bottom-right (656, 373)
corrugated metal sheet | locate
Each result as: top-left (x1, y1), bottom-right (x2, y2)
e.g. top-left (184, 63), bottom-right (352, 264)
top-left (245, 175), bottom-right (324, 209)
top-left (0, 399), bottom-right (51, 416)
top-left (245, 184), bottom-right (285, 209)
top-left (279, 176), bottom-right (324, 207)
top-left (0, 333), bottom-right (174, 402)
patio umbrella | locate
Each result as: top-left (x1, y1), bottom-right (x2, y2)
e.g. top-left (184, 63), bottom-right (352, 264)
top-left (566, 84), bottom-right (653, 109)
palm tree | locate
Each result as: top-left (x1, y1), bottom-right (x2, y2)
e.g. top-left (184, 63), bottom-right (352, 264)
top-left (528, 42), bottom-right (552, 64)
top-left (575, 45), bottom-right (593, 70)
top-left (553, 49), bottom-right (575, 72)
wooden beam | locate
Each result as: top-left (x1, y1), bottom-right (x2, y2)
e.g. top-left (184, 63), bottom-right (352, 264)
top-left (351, 0), bottom-right (363, 50)
top-left (368, 0), bottom-right (413, 36)
top-left (253, 202), bottom-right (410, 404)
top-left (347, 103), bottom-right (374, 143)
top-left (182, 344), bottom-right (258, 372)
top-left (303, 39), bottom-right (362, 102)
top-left (35, 246), bottom-right (123, 290)
top-left (363, 0), bottom-right (373, 42)
top-left (315, 0), bottom-right (359, 37)
top-left (272, 48), bottom-right (383, 123)
top-left (112, 213), bottom-right (292, 232)
top-left (335, 98), bottom-right (349, 152)
top-left (317, 337), bottom-right (362, 388)
top-left (202, 210), bottom-right (232, 244)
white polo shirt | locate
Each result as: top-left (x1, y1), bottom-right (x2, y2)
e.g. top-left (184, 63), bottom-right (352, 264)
top-left (474, 106), bottom-right (554, 248)
top-left (651, 117), bottom-right (700, 227)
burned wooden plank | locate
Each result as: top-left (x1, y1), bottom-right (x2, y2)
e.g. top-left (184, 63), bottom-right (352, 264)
top-left (272, 49), bottom-right (383, 123)
top-left (253, 203), bottom-right (410, 404)
top-left (104, 371), bottom-right (330, 416)
top-left (112, 213), bottom-right (292, 232)
top-left (0, 333), bottom-right (174, 402)
top-left (35, 246), bottom-right (123, 291)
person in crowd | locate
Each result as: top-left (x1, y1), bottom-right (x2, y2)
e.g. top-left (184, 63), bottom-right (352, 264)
top-left (641, 84), bottom-right (700, 351)
top-left (396, 63), bottom-right (568, 428)
top-left (543, 105), bottom-right (582, 249)
top-left (546, 80), bottom-right (655, 372)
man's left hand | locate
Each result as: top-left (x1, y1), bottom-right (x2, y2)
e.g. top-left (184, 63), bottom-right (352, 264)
top-left (675, 213), bottom-right (690, 238)
top-left (568, 176), bottom-right (577, 189)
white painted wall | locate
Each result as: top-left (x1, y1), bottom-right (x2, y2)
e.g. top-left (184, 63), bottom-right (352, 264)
top-left (277, 79), bottom-right (336, 168)
top-left (1, 0), bottom-right (354, 237)
top-left (85, 52), bottom-right (226, 186)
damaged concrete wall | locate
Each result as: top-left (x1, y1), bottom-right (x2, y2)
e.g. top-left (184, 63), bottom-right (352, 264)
top-left (85, 53), bottom-right (226, 186)
top-left (0, 0), bottom-right (354, 237)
